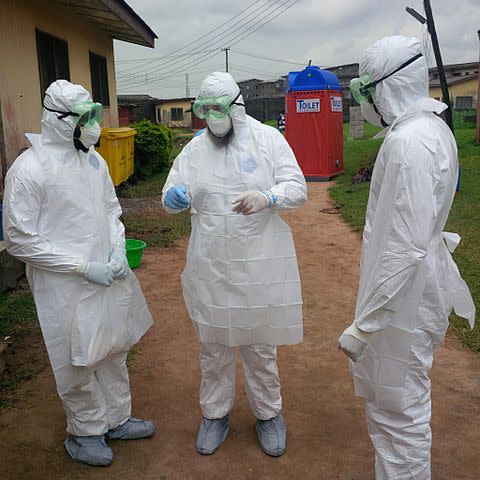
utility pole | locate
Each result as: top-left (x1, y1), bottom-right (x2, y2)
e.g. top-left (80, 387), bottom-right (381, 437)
top-left (185, 73), bottom-right (190, 98)
top-left (406, 1), bottom-right (454, 133)
top-left (477, 30), bottom-right (480, 144)
top-left (221, 47), bottom-right (231, 73)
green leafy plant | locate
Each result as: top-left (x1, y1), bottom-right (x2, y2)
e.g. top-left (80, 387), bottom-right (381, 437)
top-left (130, 120), bottom-right (174, 179)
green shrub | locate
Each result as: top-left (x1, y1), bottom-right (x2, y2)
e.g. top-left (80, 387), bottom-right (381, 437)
top-left (130, 120), bottom-right (174, 179)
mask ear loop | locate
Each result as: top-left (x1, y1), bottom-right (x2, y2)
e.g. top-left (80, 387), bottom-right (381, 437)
top-left (73, 124), bottom-right (89, 153)
top-left (367, 94), bottom-right (389, 128)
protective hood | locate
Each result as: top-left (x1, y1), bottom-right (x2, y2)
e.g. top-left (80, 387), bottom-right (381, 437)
top-left (360, 36), bottom-right (446, 125)
top-left (198, 72), bottom-right (247, 131)
top-left (41, 80), bottom-right (93, 150)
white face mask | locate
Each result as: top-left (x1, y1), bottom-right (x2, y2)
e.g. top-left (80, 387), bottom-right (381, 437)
top-left (206, 115), bottom-right (232, 137)
top-left (360, 101), bottom-right (385, 127)
top-left (79, 122), bottom-right (101, 148)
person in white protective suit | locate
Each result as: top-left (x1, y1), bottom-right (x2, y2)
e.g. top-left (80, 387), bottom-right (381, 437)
top-left (162, 72), bottom-right (307, 457)
top-left (338, 36), bottom-right (476, 479)
top-left (2, 80), bottom-right (156, 467)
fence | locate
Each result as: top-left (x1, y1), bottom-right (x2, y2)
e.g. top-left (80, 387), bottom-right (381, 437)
top-left (245, 96), bottom-right (355, 123)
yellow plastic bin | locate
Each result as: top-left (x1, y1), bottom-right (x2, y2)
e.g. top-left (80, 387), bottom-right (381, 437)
top-left (96, 127), bottom-right (136, 186)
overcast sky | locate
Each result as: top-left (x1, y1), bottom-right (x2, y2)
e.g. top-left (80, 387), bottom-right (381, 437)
top-left (114, 0), bottom-right (479, 99)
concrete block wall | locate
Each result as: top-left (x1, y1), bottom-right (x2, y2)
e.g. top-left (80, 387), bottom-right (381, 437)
top-left (349, 106), bottom-right (364, 139)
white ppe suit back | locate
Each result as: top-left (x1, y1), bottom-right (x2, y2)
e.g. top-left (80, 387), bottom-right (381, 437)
top-left (351, 36), bottom-right (475, 480)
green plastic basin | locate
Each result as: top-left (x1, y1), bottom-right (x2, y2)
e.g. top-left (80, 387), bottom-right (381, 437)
top-left (125, 239), bottom-right (147, 269)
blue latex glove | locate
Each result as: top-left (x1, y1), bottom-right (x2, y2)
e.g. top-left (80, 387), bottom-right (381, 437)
top-left (164, 184), bottom-right (190, 210)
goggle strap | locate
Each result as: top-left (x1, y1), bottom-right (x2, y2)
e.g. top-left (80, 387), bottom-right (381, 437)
top-left (361, 53), bottom-right (423, 95)
top-left (230, 90), bottom-right (245, 109)
top-left (230, 90), bottom-right (241, 104)
top-left (44, 106), bottom-right (80, 119)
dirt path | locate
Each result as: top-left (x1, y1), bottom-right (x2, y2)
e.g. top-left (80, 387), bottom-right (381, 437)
top-left (1, 183), bottom-right (479, 479)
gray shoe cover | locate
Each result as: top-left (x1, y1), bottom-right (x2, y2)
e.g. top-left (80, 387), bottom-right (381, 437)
top-left (196, 415), bottom-right (230, 455)
top-left (106, 418), bottom-right (156, 441)
top-left (256, 413), bottom-right (287, 457)
top-left (64, 435), bottom-right (113, 467)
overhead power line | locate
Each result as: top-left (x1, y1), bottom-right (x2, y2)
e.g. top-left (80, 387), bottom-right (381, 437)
top-left (117, 0), bottom-right (285, 82)
top-left (118, 0), bottom-right (269, 74)
top-left (231, 48), bottom-right (306, 66)
top-left (230, 65), bottom-right (287, 78)
top-left (118, 0), bottom-right (302, 89)
top-left (116, 49), bottom-right (220, 64)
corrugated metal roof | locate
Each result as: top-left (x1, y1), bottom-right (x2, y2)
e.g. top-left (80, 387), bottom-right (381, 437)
top-left (429, 62), bottom-right (479, 73)
top-left (155, 97), bottom-right (196, 104)
top-left (430, 73), bottom-right (479, 88)
top-left (54, 0), bottom-right (157, 47)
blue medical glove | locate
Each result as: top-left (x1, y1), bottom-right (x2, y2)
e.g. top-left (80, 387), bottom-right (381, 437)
top-left (164, 184), bottom-right (190, 210)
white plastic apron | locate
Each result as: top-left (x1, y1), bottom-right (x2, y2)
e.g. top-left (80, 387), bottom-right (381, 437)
top-left (72, 276), bottom-right (152, 367)
top-left (352, 232), bottom-right (475, 409)
top-left (181, 123), bottom-right (303, 346)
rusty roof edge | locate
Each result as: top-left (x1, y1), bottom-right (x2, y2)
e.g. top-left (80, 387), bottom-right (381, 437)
top-left (98, 0), bottom-right (157, 47)
top-left (429, 72), bottom-right (479, 88)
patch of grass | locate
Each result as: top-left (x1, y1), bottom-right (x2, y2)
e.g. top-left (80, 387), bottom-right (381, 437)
top-left (170, 145), bottom-right (183, 161)
top-left (453, 109), bottom-right (476, 130)
top-left (330, 123), bottom-right (480, 351)
top-left (0, 369), bottom-right (34, 408)
top-left (171, 126), bottom-right (194, 135)
top-left (123, 211), bottom-right (191, 248)
top-left (127, 345), bottom-right (138, 367)
top-left (119, 129), bottom-right (192, 246)
top-left (0, 289), bottom-right (37, 338)
top-left (0, 287), bottom-right (42, 408)
top-left (330, 126), bottom-right (383, 231)
top-left (264, 119), bottom-right (279, 129)
top-left (445, 127), bottom-right (480, 350)
top-left (117, 171), bottom-right (169, 199)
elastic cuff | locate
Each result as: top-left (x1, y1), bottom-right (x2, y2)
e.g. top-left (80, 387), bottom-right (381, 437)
top-left (260, 191), bottom-right (277, 207)
top-left (75, 260), bottom-right (88, 276)
top-left (345, 322), bottom-right (375, 344)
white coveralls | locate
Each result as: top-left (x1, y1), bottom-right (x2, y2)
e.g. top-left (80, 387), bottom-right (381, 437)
top-left (3, 81), bottom-right (152, 436)
top-left (162, 73), bottom-right (307, 420)
top-left (351, 37), bottom-right (476, 479)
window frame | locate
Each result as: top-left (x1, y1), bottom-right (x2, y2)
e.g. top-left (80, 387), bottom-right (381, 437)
top-left (171, 107), bottom-right (184, 121)
top-left (35, 29), bottom-right (70, 102)
top-left (89, 51), bottom-right (110, 106)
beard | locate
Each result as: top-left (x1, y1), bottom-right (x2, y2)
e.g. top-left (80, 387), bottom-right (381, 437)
top-left (207, 124), bottom-right (234, 147)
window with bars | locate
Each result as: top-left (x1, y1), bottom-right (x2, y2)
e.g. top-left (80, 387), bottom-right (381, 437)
top-left (36, 29), bottom-right (70, 101)
top-left (89, 52), bottom-right (110, 106)
top-left (171, 108), bottom-right (184, 121)
top-left (455, 96), bottom-right (473, 110)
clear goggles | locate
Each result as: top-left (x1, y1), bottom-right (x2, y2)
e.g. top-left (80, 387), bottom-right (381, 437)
top-left (192, 91), bottom-right (244, 119)
top-left (44, 100), bottom-right (104, 126)
top-left (350, 53), bottom-right (423, 104)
